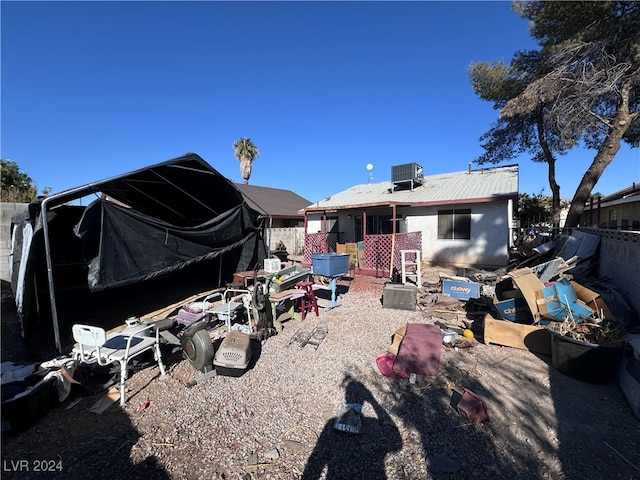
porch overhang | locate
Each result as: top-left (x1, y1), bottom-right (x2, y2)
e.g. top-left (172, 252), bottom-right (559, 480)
top-left (303, 201), bottom-right (412, 214)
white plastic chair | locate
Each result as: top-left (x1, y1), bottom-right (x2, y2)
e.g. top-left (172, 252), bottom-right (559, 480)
top-left (71, 323), bottom-right (167, 406)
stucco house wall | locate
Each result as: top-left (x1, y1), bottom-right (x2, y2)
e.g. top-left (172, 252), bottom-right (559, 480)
top-left (403, 200), bottom-right (512, 267)
top-left (305, 199), bottom-right (513, 268)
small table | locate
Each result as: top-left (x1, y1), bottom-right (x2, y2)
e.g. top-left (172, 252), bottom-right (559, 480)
top-left (233, 269), bottom-right (270, 288)
top-left (268, 288), bottom-right (306, 332)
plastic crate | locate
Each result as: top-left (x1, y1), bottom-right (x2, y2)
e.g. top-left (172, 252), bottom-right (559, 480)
top-left (311, 253), bottom-right (350, 277)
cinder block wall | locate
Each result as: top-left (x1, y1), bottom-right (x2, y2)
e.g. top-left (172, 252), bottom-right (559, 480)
top-left (0, 202), bottom-right (28, 283)
top-left (578, 227), bottom-right (640, 318)
top-left (268, 227), bottom-right (304, 255)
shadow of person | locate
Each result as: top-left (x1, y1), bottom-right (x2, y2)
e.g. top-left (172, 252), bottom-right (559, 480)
top-left (302, 377), bottom-right (402, 480)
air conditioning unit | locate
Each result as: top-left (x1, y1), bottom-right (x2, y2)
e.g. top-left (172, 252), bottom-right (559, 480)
top-left (391, 163), bottom-right (423, 186)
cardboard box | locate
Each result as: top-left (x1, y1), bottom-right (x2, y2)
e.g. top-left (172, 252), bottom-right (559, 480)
top-left (442, 279), bottom-right (480, 300)
top-left (493, 268), bottom-right (545, 323)
top-left (336, 244), bottom-right (347, 254)
top-left (357, 241), bottom-right (365, 268)
top-left (483, 313), bottom-right (551, 355)
top-left (571, 281), bottom-right (616, 321)
top-left (388, 325), bottom-right (407, 355)
top-left (493, 276), bottom-right (534, 323)
top-left (494, 297), bottom-right (533, 323)
top-left (535, 279), bottom-right (596, 321)
top-left (346, 242), bottom-right (358, 266)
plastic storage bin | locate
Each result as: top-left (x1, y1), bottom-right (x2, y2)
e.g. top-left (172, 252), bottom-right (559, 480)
top-left (267, 265), bottom-right (311, 293)
top-left (550, 330), bottom-right (620, 384)
top-left (1, 369), bottom-right (59, 433)
top-left (311, 253), bottom-right (350, 277)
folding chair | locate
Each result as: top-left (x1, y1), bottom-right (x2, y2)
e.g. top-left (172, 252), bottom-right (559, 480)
top-left (72, 323), bottom-right (167, 406)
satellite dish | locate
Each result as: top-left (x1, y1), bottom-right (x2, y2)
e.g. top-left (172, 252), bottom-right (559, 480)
top-left (366, 163), bottom-right (374, 183)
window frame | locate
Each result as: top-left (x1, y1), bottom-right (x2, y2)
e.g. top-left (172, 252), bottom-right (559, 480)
top-left (437, 209), bottom-right (471, 240)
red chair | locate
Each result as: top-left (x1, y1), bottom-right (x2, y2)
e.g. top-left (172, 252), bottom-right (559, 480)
top-left (296, 281), bottom-right (319, 320)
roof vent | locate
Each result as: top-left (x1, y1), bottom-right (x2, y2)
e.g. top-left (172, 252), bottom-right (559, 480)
top-left (391, 163), bottom-right (423, 191)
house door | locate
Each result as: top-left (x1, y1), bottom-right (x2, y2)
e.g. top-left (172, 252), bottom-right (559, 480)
top-left (355, 216), bottom-right (363, 242)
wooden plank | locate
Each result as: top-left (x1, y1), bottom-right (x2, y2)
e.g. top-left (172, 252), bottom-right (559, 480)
top-left (269, 289), bottom-right (305, 302)
top-left (141, 288), bottom-right (224, 321)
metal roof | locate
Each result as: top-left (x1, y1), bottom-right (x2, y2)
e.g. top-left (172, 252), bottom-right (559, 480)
top-left (305, 164), bottom-right (519, 212)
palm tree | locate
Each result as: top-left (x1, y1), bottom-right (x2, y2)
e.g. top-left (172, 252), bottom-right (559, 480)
top-left (233, 137), bottom-right (260, 184)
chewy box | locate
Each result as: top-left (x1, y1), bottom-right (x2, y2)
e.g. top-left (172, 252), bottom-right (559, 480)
top-left (442, 279), bottom-right (480, 300)
top-left (493, 277), bottom-right (534, 323)
top-left (312, 253), bottom-right (350, 277)
top-left (494, 297), bottom-right (532, 323)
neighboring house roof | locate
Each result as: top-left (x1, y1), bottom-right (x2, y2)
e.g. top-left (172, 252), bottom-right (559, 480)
top-left (235, 183), bottom-right (313, 219)
top-left (584, 183), bottom-right (640, 210)
top-left (305, 164), bottom-right (519, 212)
top-left (599, 184), bottom-right (640, 203)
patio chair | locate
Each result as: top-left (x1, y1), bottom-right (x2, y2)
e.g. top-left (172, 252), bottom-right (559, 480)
top-left (71, 323), bottom-right (167, 406)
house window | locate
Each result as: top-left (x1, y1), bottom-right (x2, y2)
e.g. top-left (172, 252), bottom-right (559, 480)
top-left (438, 209), bottom-right (471, 240)
top-left (365, 215), bottom-right (401, 235)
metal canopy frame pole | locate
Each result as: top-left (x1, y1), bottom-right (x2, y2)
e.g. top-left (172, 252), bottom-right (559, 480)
top-left (40, 196), bottom-right (62, 354)
top-left (38, 182), bottom-right (104, 354)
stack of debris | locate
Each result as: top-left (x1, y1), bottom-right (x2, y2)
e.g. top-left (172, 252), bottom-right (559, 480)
top-left (375, 228), bottom-right (640, 418)
top-left (433, 230), bottom-right (638, 390)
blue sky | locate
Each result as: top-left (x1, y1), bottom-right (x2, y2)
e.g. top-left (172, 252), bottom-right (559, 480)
top-left (2, 1), bottom-right (637, 205)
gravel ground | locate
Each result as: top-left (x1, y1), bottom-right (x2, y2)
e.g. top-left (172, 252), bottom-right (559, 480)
top-left (2, 268), bottom-right (640, 480)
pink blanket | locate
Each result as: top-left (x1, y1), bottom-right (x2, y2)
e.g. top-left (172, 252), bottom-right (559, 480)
top-left (392, 323), bottom-right (441, 378)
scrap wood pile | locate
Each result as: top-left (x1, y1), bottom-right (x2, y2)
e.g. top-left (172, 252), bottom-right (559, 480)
top-left (548, 317), bottom-right (625, 347)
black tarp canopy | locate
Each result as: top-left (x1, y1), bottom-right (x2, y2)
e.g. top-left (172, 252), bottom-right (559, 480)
top-left (11, 153), bottom-right (268, 353)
